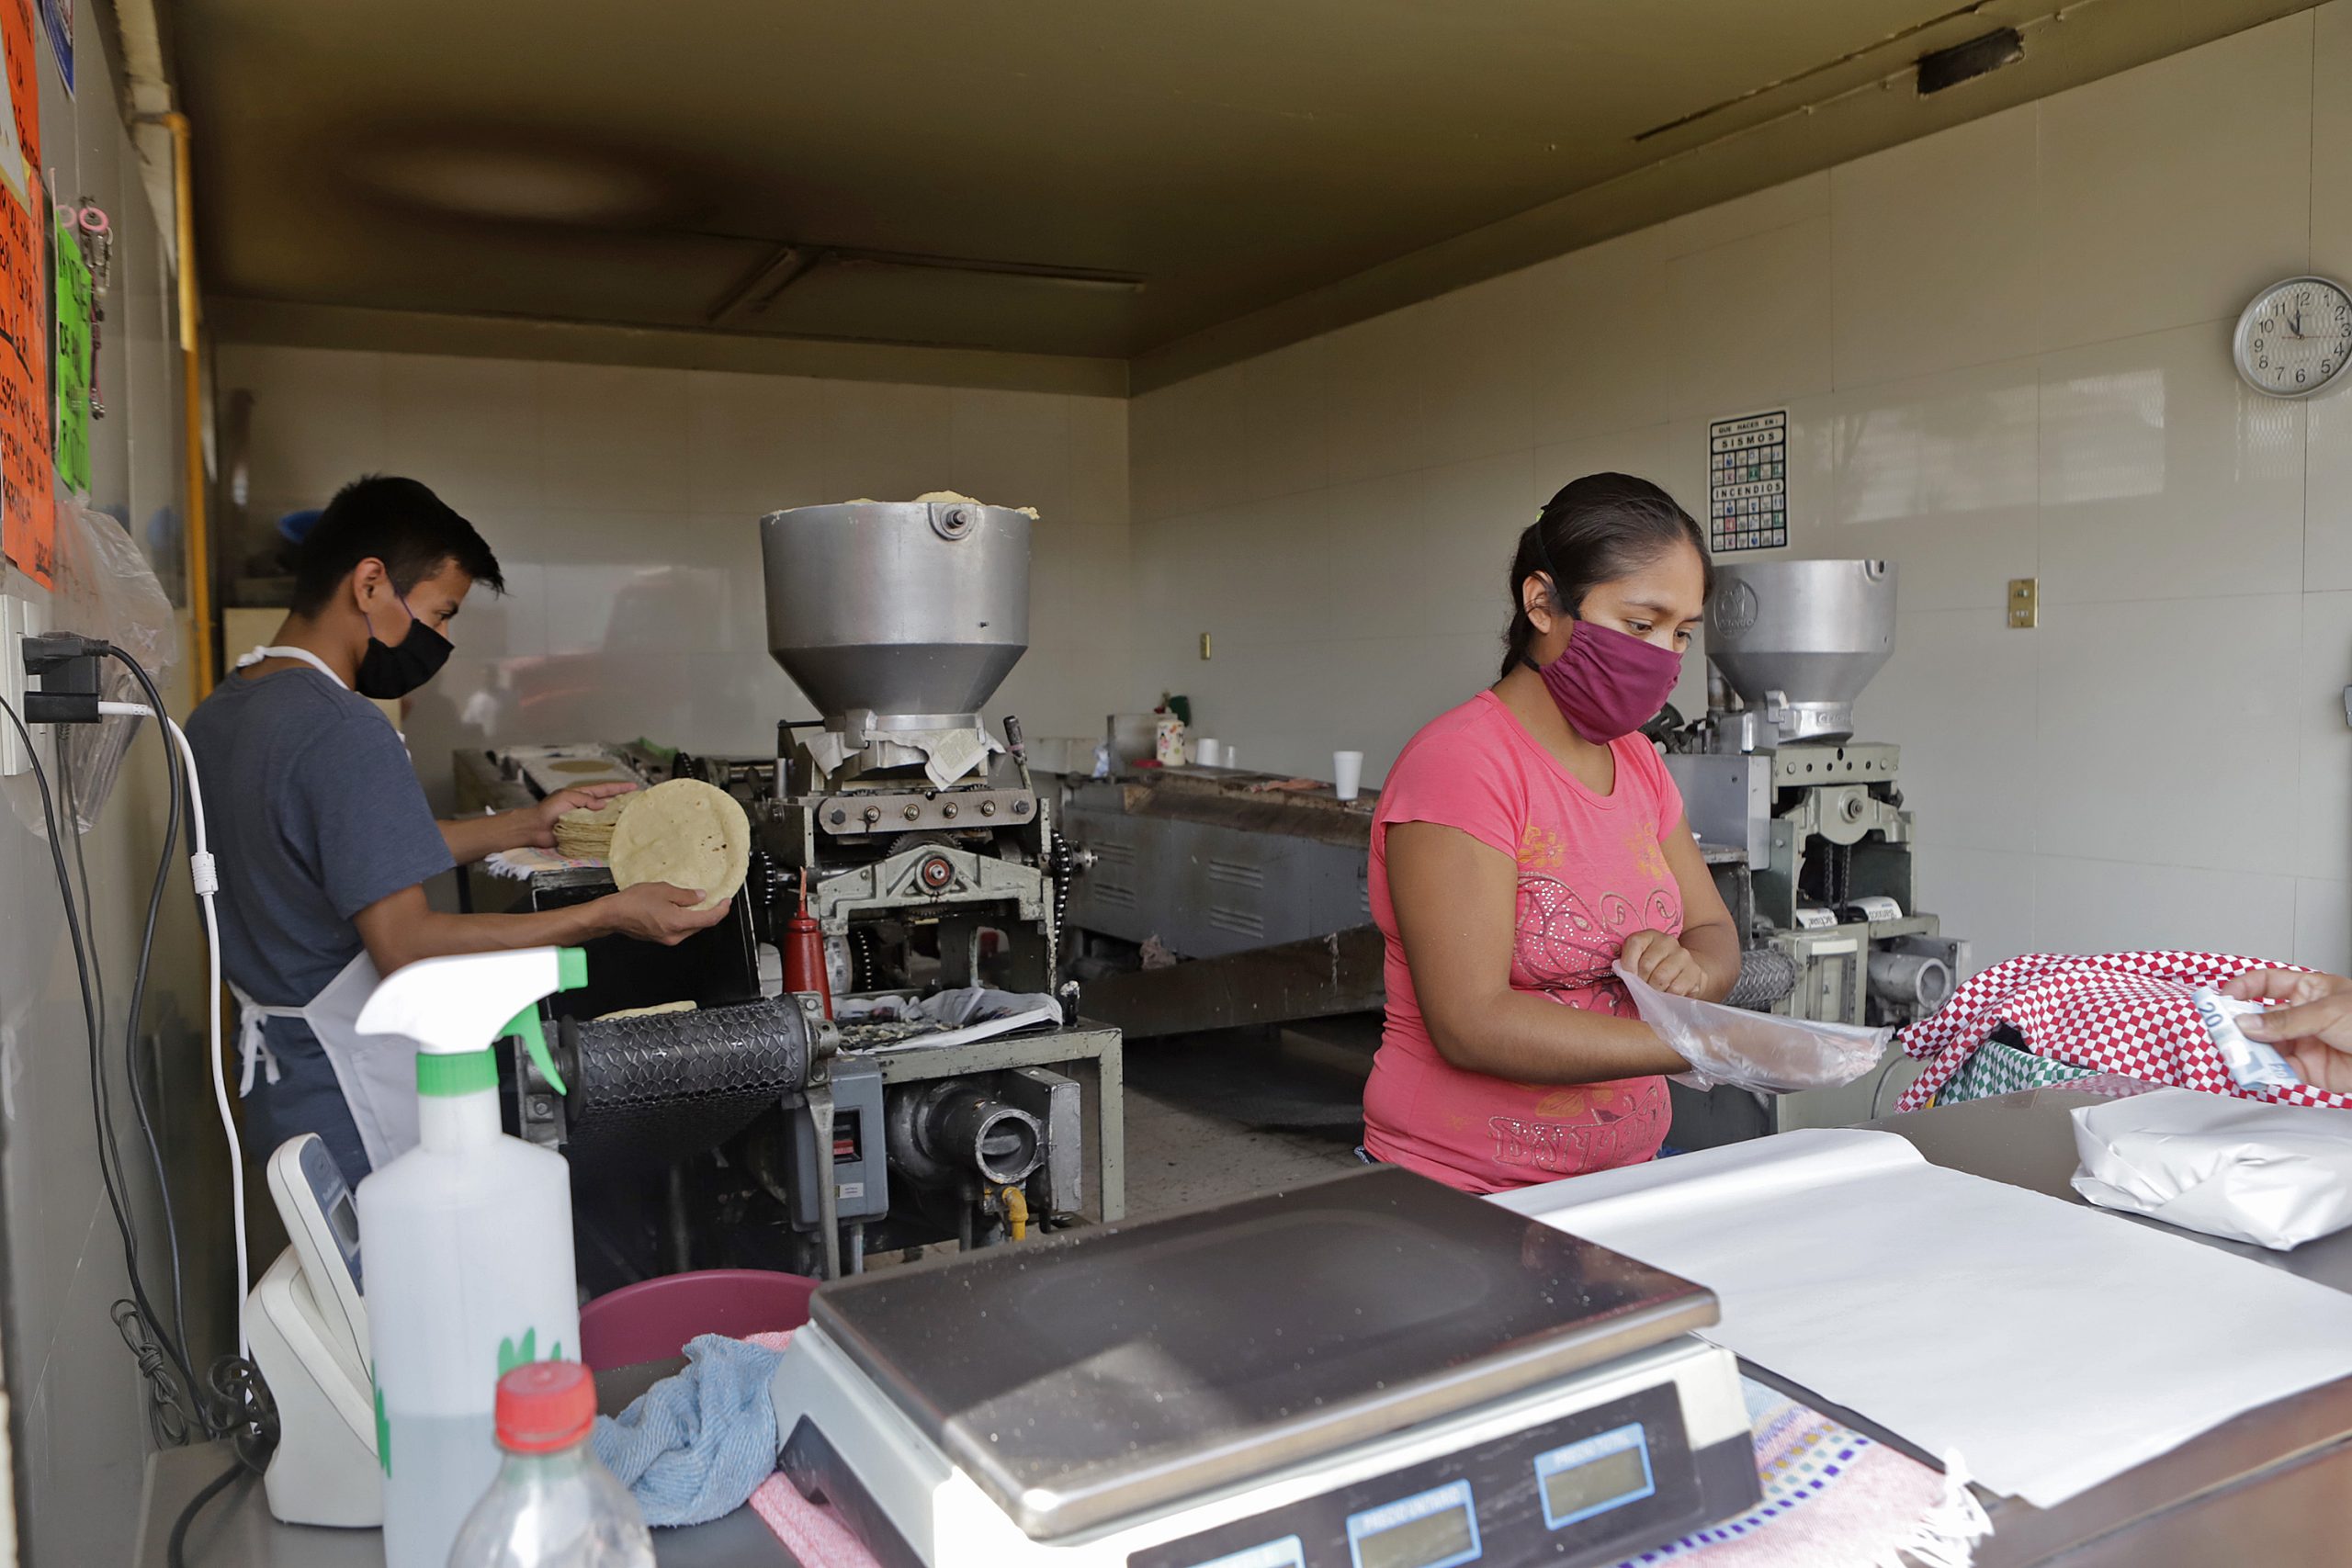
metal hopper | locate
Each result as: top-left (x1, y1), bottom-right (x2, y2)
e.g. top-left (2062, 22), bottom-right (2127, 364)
top-left (759, 500), bottom-right (1032, 723)
top-left (1704, 558), bottom-right (1896, 743)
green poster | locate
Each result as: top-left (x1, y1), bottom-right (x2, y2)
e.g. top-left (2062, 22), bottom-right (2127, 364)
top-left (51, 205), bottom-right (87, 493)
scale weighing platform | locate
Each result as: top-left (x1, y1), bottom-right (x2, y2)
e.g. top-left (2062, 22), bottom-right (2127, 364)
top-left (768, 1167), bottom-right (1758, 1568)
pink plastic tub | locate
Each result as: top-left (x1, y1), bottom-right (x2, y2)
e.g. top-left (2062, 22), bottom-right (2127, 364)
top-left (577, 1269), bottom-right (819, 1371)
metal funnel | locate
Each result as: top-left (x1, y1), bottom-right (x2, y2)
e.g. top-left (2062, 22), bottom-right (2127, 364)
top-left (1705, 559), bottom-right (1895, 743)
top-left (760, 500), bottom-right (1031, 722)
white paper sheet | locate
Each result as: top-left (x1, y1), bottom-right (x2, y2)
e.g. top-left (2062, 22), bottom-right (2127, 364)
top-left (1493, 1129), bottom-right (2352, 1507)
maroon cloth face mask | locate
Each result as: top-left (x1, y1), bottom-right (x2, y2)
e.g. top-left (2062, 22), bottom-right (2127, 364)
top-left (1527, 618), bottom-right (1683, 744)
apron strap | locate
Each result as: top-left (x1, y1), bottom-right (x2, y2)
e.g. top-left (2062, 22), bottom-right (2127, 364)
top-left (233, 645), bottom-right (349, 690)
top-left (228, 984), bottom-right (297, 1094)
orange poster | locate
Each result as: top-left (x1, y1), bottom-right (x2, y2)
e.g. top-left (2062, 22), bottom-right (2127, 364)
top-left (0, 0), bottom-right (47, 588)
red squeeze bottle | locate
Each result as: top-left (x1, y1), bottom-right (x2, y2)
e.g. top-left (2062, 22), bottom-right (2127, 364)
top-left (783, 867), bottom-right (832, 1018)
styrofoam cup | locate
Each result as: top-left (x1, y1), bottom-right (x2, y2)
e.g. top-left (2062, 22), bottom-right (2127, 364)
top-left (1195, 738), bottom-right (1222, 767)
top-left (1334, 750), bottom-right (1364, 801)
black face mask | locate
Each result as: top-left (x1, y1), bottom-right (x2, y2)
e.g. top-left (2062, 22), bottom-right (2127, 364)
top-left (355, 597), bottom-right (452, 699)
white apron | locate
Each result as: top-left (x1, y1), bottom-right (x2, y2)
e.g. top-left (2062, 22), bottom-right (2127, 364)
top-left (229, 644), bottom-right (429, 1170)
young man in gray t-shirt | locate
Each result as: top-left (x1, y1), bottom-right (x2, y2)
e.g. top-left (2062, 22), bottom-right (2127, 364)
top-left (188, 476), bottom-right (729, 1185)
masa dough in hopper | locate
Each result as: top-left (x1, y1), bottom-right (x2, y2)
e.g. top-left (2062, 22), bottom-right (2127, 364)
top-left (606, 778), bottom-right (752, 911)
top-left (843, 490), bottom-right (1041, 519)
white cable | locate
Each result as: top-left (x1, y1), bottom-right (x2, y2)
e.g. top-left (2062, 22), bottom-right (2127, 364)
top-left (163, 715), bottom-right (243, 1359)
top-left (97, 700), bottom-right (154, 717)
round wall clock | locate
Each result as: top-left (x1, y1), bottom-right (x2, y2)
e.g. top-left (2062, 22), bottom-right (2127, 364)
top-left (2233, 276), bottom-right (2352, 399)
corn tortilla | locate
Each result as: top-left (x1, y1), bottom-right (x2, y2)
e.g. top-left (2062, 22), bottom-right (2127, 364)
top-left (605, 778), bottom-right (751, 912)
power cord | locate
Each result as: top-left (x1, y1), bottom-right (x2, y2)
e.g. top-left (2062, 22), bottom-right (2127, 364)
top-left (108, 650), bottom-right (205, 1356)
top-left (6, 640), bottom-right (280, 1563)
top-left (90, 651), bottom-right (281, 1563)
top-left (165, 1459), bottom-right (252, 1568)
top-left (0, 687), bottom-right (202, 1428)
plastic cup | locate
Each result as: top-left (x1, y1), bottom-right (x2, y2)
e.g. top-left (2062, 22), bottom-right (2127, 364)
top-left (1334, 750), bottom-right (1364, 801)
top-left (1195, 738), bottom-right (1222, 767)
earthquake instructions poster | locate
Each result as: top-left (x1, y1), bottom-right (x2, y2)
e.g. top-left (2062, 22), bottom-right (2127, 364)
top-left (1708, 409), bottom-right (1787, 554)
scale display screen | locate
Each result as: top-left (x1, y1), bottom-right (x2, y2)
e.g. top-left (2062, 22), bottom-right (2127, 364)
top-left (1346, 1480), bottom-right (1482, 1568)
top-left (1130, 1382), bottom-right (1734, 1568)
top-left (1536, 1423), bottom-right (1657, 1529)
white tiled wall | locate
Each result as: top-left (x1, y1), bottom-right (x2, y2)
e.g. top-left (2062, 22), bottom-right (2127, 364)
top-left (0, 17), bottom-right (209, 1565)
top-left (213, 347), bottom-right (1136, 809)
top-left (1129, 8), bottom-right (2352, 976)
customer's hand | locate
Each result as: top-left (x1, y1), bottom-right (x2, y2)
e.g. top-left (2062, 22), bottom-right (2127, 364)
top-left (2226, 969), bottom-right (2352, 1093)
top-left (1619, 929), bottom-right (1708, 997)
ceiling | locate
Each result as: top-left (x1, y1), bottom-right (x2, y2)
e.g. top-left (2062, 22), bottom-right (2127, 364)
top-left (170, 0), bottom-right (2312, 384)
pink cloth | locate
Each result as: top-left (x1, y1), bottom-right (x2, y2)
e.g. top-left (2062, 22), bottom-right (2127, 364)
top-left (741, 1330), bottom-right (885, 1568)
top-left (1894, 950), bottom-right (2352, 1112)
top-left (1364, 692), bottom-right (1685, 1193)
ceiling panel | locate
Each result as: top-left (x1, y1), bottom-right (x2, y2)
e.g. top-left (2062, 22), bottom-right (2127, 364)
top-left (170, 0), bottom-right (2315, 369)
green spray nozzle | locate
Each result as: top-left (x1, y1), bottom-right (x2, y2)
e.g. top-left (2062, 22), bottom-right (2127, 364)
top-left (502, 1008), bottom-right (567, 1096)
top-left (355, 947), bottom-right (592, 1099)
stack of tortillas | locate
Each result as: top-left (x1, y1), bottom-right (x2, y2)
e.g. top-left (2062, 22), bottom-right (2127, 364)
top-left (606, 778), bottom-right (752, 912)
top-left (553, 793), bottom-right (641, 861)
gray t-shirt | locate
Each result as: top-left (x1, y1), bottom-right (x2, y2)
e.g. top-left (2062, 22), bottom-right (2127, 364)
top-left (187, 666), bottom-right (454, 1006)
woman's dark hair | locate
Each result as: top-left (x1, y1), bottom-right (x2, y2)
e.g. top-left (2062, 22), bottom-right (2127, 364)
top-left (1498, 472), bottom-right (1711, 679)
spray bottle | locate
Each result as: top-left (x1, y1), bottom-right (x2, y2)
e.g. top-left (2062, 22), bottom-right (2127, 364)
top-left (354, 947), bottom-right (589, 1568)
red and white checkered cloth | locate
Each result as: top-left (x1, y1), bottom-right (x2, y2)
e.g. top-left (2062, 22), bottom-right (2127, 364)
top-left (1894, 950), bottom-right (2352, 1113)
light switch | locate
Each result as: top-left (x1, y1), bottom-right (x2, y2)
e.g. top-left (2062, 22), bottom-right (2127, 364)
top-left (2007, 578), bottom-right (2037, 629)
top-left (1199, 632), bottom-right (1212, 660)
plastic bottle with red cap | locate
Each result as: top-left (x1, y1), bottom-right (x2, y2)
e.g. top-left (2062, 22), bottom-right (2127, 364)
top-left (447, 1360), bottom-right (654, 1568)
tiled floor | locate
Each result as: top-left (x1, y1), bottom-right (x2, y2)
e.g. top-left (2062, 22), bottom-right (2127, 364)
top-left (1122, 1085), bottom-right (1363, 1217)
top-left (1119, 1026), bottom-right (1373, 1217)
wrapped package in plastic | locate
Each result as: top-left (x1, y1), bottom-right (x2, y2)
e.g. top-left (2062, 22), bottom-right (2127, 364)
top-left (2071, 1089), bottom-right (2352, 1250)
top-left (1616, 962), bottom-right (1892, 1093)
top-left (48, 503), bottom-right (177, 833)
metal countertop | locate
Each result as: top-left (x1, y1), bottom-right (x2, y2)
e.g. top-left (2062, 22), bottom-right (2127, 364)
top-left (138, 1077), bottom-right (2352, 1567)
top-left (1868, 1077), bottom-right (2352, 1567)
top-left (135, 1359), bottom-right (798, 1568)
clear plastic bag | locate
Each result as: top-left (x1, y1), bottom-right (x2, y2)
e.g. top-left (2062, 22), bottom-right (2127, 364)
top-left (49, 502), bottom-right (178, 832)
top-left (1616, 962), bottom-right (1893, 1093)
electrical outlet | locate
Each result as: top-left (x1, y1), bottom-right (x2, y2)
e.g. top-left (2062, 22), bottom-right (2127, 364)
top-left (2007, 578), bottom-right (2038, 629)
top-left (0, 589), bottom-right (45, 777)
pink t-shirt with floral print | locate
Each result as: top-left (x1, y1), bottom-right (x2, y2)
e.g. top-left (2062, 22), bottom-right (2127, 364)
top-left (1364, 691), bottom-right (1686, 1193)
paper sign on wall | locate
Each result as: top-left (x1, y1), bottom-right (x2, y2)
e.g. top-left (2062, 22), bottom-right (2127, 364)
top-left (51, 206), bottom-right (85, 491)
top-left (36, 0), bottom-right (65, 97)
top-left (1708, 410), bottom-right (1787, 554)
top-left (0, 0), bottom-right (48, 586)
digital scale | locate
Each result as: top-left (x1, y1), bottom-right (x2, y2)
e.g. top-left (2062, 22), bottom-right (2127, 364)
top-left (768, 1167), bottom-right (1758, 1568)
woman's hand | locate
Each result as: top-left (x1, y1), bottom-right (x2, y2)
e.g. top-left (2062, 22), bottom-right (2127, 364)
top-left (1618, 928), bottom-right (1708, 997)
top-left (525, 782), bottom-right (639, 849)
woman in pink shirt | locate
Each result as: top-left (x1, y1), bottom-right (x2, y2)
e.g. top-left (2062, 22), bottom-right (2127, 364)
top-left (1364, 473), bottom-right (1740, 1193)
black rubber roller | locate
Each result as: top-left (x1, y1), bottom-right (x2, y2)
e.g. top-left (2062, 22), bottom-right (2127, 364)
top-left (559, 998), bottom-right (815, 1163)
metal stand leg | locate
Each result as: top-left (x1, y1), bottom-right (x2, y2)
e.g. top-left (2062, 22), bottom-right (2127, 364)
top-left (808, 1080), bottom-right (842, 1280)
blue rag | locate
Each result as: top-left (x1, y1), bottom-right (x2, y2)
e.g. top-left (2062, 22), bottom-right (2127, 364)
top-left (592, 1333), bottom-right (789, 1527)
